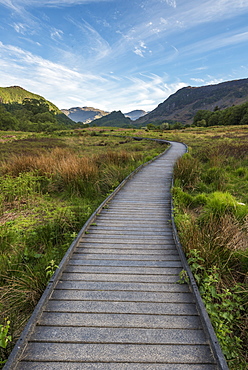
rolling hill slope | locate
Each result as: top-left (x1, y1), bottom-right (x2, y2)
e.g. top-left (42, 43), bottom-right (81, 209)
top-left (135, 78), bottom-right (248, 125)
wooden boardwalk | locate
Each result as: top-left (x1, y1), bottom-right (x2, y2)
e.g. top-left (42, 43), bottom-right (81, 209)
top-left (4, 141), bottom-right (228, 369)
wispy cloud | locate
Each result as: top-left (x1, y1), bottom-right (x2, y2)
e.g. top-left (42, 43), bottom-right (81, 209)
top-left (164, 0), bottom-right (176, 8)
top-left (1, 0), bottom-right (248, 113)
top-left (66, 17), bottom-right (111, 61)
top-left (12, 22), bottom-right (27, 34)
top-left (133, 41), bottom-right (151, 57)
top-left (116, 0), bottom-right (248, 49)
top-left (0, 40), bottom-right (186, 111)
top-left (181, 28), bottom-right (248, 56)
top-left (190, 78), bottom-right (205, 83)
top-left (0, 0), bottom-right (110, 8)
top-left (0, 41), bottom-right (107, 96)
top-left (50, 28), bottom-right (64, 41)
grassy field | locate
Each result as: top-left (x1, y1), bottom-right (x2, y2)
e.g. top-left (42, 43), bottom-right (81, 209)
top-left (108, 125), bottom-right (248, 369)
top-left (0, 125), bottom-right (247, 369)
top-left (0, 129), bottom-right (167, 365)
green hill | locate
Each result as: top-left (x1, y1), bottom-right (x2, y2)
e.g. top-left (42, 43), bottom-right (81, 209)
top-left (0, 86), bottom-right (60, 113)
top-left (0, 86), bottom-right (74, 131)
top-left (90, 110), bottom-right (132, 127)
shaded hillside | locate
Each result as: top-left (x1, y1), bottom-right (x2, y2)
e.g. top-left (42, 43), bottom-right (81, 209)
top-left (90, 110), bottom-right (132, 127)
top-left (136, 78), bottom-right (248, 125)
top-left (61, 106), bottom-right (109, 123)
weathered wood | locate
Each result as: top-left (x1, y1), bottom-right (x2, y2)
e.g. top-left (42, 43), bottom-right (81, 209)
top-left (4, 141), bottom-right (228, 370)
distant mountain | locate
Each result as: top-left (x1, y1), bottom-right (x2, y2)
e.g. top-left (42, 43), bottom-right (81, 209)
top-left (0, 86), bottom-right (60, 113)
top-left (61, 107), bottom-right (109, 123)
top-left (90, 110), bottom-right (132, 127)
top-left (124, 110), bottom-right (147, 121)
top-left (135, 78), bottom-right (248, 125)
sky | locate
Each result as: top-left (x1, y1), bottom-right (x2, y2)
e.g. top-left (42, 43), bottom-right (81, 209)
top-left (0, 0), bottom-right (248, 113)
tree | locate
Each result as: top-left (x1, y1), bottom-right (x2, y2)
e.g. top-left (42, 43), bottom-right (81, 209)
top-left (0, 111), bottom-right (19, 130)
top-left (208, 111), bottom-right (221, 126)
top-left (34, 112), bottom-right (57, 124)
top-left (147, 123), bottom-right (159, 130)
top-left (22, 98), bottom-right (50, 115)
top-left (160, 122), bottom-right (169, 130)
top-left (195, 119), bottom-right (207, 127)
top-left (193, 110), bottom-right (212, 126)
top-left (172, 122), bottom-right (183, 129)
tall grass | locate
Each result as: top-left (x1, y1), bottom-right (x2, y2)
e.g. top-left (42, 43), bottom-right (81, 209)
top-left (0, 132), bottom-right (166, 365)
top-left (172, 134), bottom-right (248, 369)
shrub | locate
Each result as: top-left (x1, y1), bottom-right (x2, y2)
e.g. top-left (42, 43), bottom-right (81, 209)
top-left (200, 191), bottom-right (243, 223)
top-left (173, 187), bottom-right (207, 209)
top-left (235, 167), bottom-right (247, 178)
top-left (172, 187), bottom-right (194, 208)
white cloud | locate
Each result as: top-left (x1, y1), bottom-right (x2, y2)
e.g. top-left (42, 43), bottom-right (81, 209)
top-left (181, 28), bottom-right (248, 56)
top-left (165, 0), bottom-right (176, 8)
top-left (1, 1), bottom-right (248, 113)
top-left (67, 17), bottom-right (111, 61)
top-left (120, 0), bottom-right (248, 47)
top-left (191, 78), bottom-right (205, 83)
top-left (0, 41), bottom-right (187, 112)
top-left (0, 41), bottom-right (108, 101)
top-left (204, 76), bottom-right (224, 86)
top-left (50, 28), bottom-right (64, 41)
top-left (133, 41), bottom-right (148, 57)
top-left (13, 22), bottom-right (27, 34)
top-left (133, 47), bottom-right (144, 57)
top-left (0, 0), bottom-right (110, 8)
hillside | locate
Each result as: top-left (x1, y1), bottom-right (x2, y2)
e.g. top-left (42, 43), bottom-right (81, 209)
top-left (0, 86), bottom-right (75, 129)
top-left (90, 110), bottom-right (132, 127)
top-left (135, 78), bottom-right (248, 125)
top-left (61, 106), bottom-right (109, 123)
top-left (0, 86), bottom-right (60, 113)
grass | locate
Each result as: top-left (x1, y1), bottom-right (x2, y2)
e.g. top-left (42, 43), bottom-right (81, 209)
top-left (0, 129), bottom-right (167, 365)
top-left (1, 125), bottom-right (247, 368)
top-left (108, 125), bottom-right (248, 368)
top-left (168, 128), bottom-right (247, 369)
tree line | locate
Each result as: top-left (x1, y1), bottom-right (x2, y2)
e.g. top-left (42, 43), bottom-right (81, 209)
top-left (0, 98), bottom-right (75, 132)
top-left (145, 101), bottom-right (248, 131)
top-left (193, 101), bottom-right (248, 127)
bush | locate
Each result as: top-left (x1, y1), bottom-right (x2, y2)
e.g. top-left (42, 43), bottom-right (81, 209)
top-left (200, 191), bottom-right (247, 223)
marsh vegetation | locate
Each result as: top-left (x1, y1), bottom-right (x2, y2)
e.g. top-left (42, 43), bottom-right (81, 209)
top-left (0, 125), bottom-right (247, 369)
top-left (0, 129), bottom-right (166, 365)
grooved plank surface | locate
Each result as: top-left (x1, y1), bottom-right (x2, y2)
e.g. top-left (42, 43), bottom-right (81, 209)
top-left (7, 142), bottom-right (220, 369)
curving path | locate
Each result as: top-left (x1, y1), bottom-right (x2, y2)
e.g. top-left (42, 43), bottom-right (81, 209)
top-left (4, 141), bottom-right (228, 370)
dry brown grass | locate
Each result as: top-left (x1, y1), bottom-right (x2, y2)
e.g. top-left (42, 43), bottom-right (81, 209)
top-left (177, 211), bottom-right (248, 280)
top-left (1, 147), bottom-right (99, 181)
top-left (0, 267), bottom-right (46, 317)
top-left (0, 148), bottom-right (142, 192)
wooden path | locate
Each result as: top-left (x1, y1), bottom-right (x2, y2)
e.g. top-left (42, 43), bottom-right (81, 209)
top-left (4, 141), bottom-right (228, 369)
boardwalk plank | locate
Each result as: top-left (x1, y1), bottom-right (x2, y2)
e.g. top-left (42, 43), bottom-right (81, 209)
top-left (45, 300), bottom-right (198, 315)
top-left (21, 342), bottom-right (215, 363)
top-left (51, 290), bottom-right (193, 303)
top-left (16, 363), bottom-right (218, 370)
top-left (53, 280), bottom-right (190, 292)
top-left (30, 326), bottom-right (207, 344)
top-left (4, 141), bottom-right (226, 370)
top-left (39, 312), bottom-right (202, 329)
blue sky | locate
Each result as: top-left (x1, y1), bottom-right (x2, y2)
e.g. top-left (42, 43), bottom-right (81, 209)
top-left (0, 0), bottom-right (248, 113)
